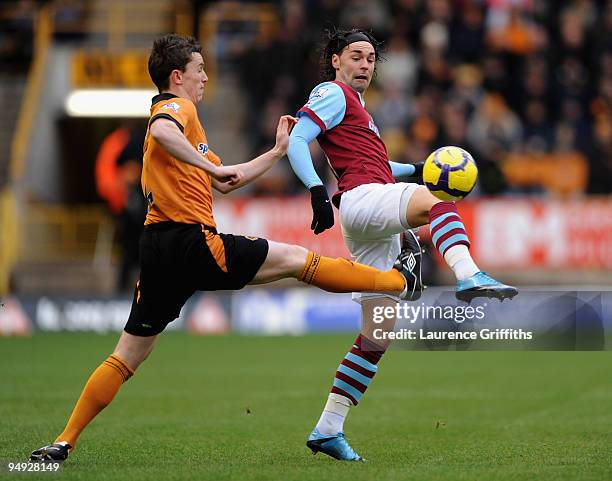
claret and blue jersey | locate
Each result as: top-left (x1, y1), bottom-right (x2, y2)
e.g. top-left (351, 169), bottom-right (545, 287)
top-left (300, 81), bottom-right (348, 133)
top-left (288, 80), bottom-right (416, 207)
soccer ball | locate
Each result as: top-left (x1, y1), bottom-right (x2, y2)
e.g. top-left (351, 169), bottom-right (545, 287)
top-left (423, 146), bottom-right (478, 201)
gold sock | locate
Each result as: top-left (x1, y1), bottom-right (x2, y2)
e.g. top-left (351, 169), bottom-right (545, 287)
top-left (54, 354), bottom-right (134, 448)
top-left (299, 252), bottom-right (405, 293)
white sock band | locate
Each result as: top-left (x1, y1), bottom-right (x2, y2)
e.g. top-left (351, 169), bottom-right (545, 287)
top-left (315, 394), bottom-right (354, 435)
top-left (324, 393), bottom-right (353, 417)
top-left (443, 244), bottom-right (479, 281)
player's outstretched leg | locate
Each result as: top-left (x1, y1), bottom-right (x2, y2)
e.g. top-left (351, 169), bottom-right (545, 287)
top-left (297, 240), bottom-right (423, 300)
top-left (428, 201), bottom-right (517, 302)
top-left (251, 240), bottom-right (422, 300)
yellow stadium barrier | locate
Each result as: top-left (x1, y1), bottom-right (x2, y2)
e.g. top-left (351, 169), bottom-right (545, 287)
top-left (0, 187), bottom-right (17, 296)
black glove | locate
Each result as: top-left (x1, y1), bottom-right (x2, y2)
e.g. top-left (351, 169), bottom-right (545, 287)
top-left (309, 185), bottom-right (334, 235)
top-left (412, 161), bottom-right (424, 178)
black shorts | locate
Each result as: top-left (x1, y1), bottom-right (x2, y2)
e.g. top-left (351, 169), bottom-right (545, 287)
top-left (124, 222), bottom-right (268, 336)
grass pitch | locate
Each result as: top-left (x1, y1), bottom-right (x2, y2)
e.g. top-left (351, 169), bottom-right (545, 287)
top-left (1, 333), bottom-right (611, 481)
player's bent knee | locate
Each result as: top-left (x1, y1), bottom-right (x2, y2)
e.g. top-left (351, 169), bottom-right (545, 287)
top-left (263, 241), bottom-right (309, 278)
top-left (249, 241), bottom-right (308, 284)
top-left (406, 186), bottom-right (440, 226)
top-left (277, 243), bottom-right (309, 276)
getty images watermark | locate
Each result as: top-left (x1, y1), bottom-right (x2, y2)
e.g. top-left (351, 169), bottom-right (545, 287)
top-left (370, 302), bottom-right (533, 342)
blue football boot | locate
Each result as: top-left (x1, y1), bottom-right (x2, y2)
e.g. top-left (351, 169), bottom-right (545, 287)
top-left (306, 428), bottom-right (365, 461)
top-left (456, 271), bottom-right (518, 303)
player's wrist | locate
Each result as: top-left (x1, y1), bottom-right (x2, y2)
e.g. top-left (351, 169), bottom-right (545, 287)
top-left (209, 164), bottom-right (220, 177)
top-left (270, 145), bottom-right (285, 159)
top-left (413, 161), bottom-right (424, 177)
top-left (309, 185), bottom-right (328, 198)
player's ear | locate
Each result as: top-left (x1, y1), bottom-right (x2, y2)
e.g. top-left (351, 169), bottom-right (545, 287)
top-left (331, 53), bottom-right (341, 71)
top-left (170, 69), bottom-right (183, 85)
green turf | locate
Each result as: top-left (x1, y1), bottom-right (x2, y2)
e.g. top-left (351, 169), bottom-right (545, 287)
top-left (1, 333), bottom-right (611, 481)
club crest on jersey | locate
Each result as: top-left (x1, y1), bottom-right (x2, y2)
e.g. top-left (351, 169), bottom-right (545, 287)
top-left (161, 102), bottom-right (180, 113)
top-left (198, 143), bottom-right (209, 155)
top-left (306, 86), bottom-right (330, 106)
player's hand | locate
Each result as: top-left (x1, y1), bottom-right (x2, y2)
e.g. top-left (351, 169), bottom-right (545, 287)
top-left (309, 185), bottom-right (334, 234)
top-left (212, 165), bottom-right (242, 185)
top-left (273, 115), bottom-right (298, 156)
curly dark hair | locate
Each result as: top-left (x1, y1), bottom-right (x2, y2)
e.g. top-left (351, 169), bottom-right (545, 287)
top-left (319, 27), bottom-right (385, 82)
top-left (148, 34), bottom-right (202, 92)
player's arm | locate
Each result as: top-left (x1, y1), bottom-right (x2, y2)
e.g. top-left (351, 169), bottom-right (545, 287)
top-left (287, 82), bottom-right (346, 234)
top-left (388, 161), bottom-right (424, 179)
top-left (287, 115), bottom-right (324, 188)
top-left (287, 82), bottom-right (345, 189)
top-left (211, 115), bottom-right (297, 194)
top-left (149, 118), bottom-right (241, 184)
top-left (288, 116), bottom-right (334, 234)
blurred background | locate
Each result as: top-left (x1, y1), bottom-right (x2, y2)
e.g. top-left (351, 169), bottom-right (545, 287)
top-left (0, 0), bottom-right (611, 336)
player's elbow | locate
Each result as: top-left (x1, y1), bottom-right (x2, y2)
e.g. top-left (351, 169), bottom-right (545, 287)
top-left (288, 131), bottom-right (307, 147)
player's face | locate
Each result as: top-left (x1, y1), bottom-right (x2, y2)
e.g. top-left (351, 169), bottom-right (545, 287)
top-left (333, 41), bottom-right (376, 93)
top-left (181, 52), bottom-right (208, 103)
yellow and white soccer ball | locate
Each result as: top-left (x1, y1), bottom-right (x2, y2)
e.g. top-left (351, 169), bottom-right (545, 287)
top-left (423, 146), bottom-right (478, 201)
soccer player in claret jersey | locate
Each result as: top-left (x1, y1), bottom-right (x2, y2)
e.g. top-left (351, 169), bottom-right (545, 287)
top-left (29, 34), bottom-right (424, 463)
top-left (287, 28), bottom-right (518, 461)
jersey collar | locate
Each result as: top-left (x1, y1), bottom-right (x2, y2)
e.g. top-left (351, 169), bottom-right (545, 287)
top-left (334, 79), bottom-right (367, 107)
top-left (358, 91), bottom-right (365, 107)
top-left (151, 92), bottom-right (179, 106)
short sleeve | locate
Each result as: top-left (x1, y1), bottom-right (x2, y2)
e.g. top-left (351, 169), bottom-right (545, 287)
top-left (297, 82), bottom-right (346, 132)
top-left (150, 98), bottom-right (194, 132)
